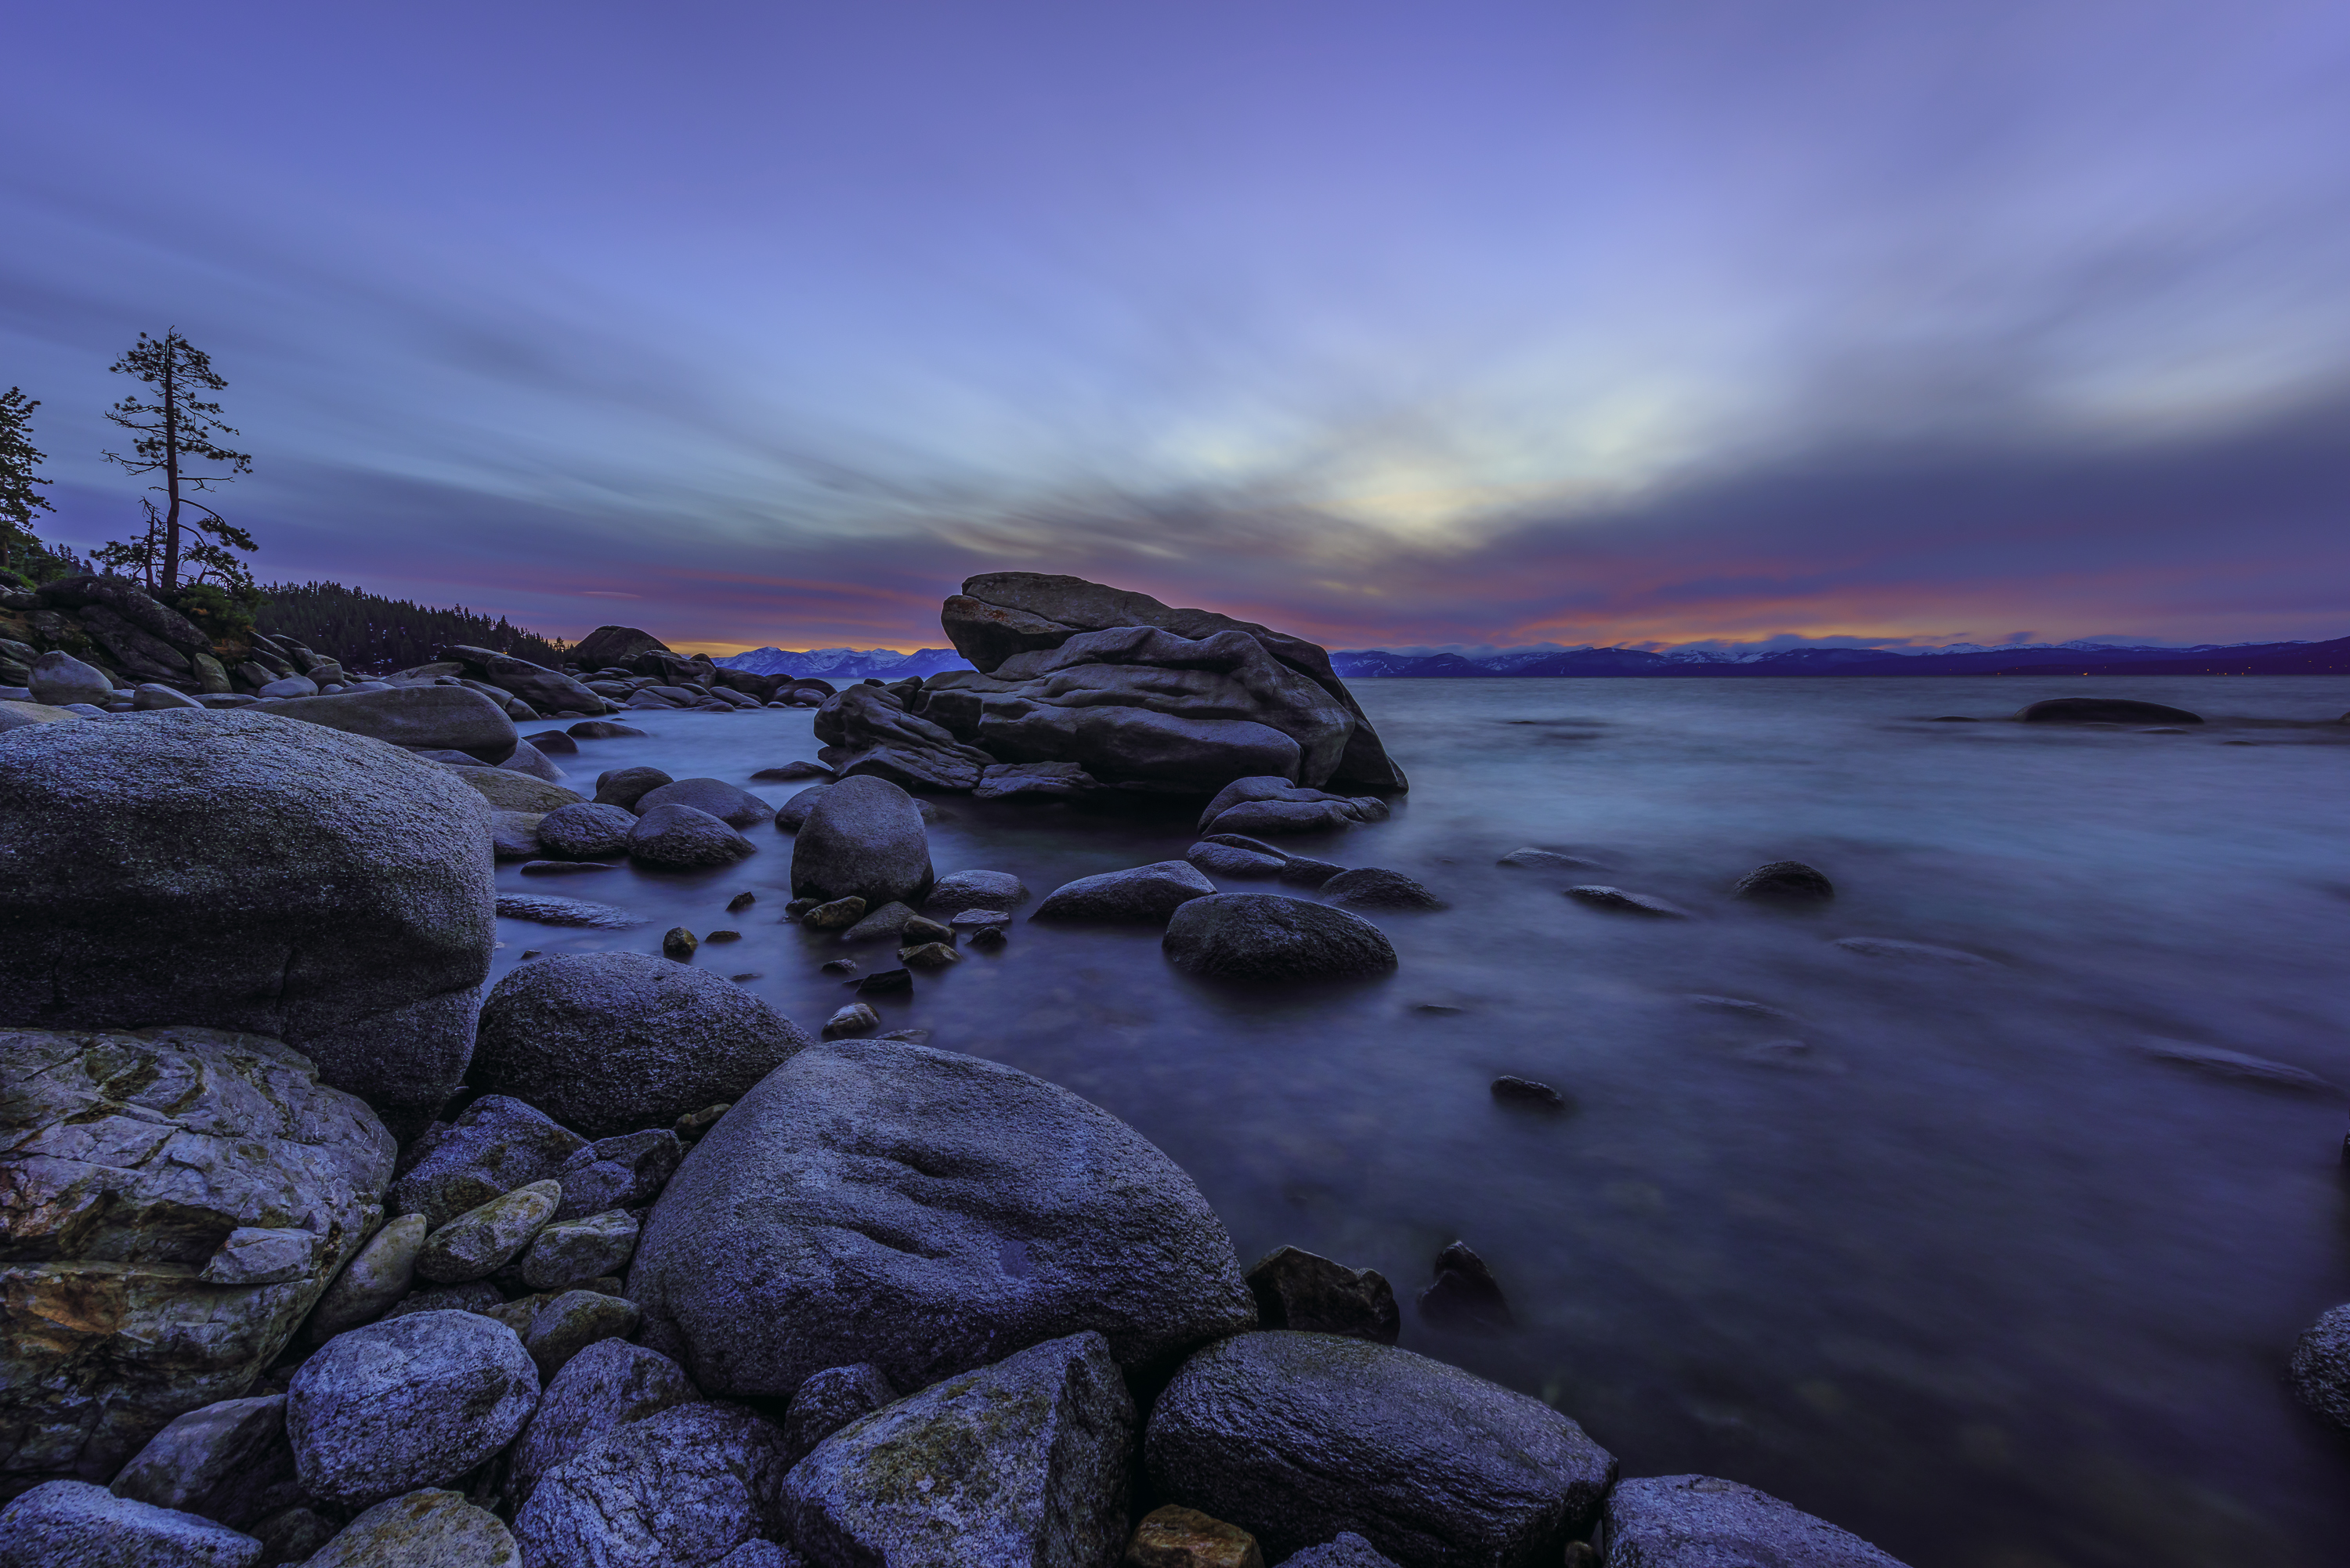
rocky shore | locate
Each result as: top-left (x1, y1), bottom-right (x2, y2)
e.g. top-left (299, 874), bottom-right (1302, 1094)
top-left (0, 570), bottom-right (2153, 1568)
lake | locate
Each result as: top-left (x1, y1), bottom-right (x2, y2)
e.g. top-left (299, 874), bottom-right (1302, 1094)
top-left (493, 674), bottom-right (2350, 1568)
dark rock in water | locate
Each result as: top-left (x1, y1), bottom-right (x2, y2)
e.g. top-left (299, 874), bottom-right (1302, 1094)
top-left (780, 1331), bottom-right (1133, 1568)
top-left (1497, 847), bottom-right (1607, 871)
top-left (854, 968), bottom-right (913, 998)
top-left (1928, 715), bottom-right (1980, 723)
top-left (1277, 855), bottom-right (1346, 888)
top-left (813, 682), bottom-right (994, 791)
top-left (1731, 860), bottom-right (1835, 903)
top-left (924, 869), bottom-right (1030, 914)
top-left (520, 858), bottom-right (616, 876)
top-left (390, 1095), bottom-right (588, 1227)
top-left (1246, 1248), bottom-right (1400, 1344)
top-left (512, 1402), bottom-right (790, 1568)
top-left (1565, 886), bottom-right (1690, 919)
top-left (286, 1310), bottom-right (539, 1507)
top-left (775, 784), bottom-right (830, 830)
top-left (1419, 1241), bottom-right (1513, 1331)
top-left (898, 941), bottom-right (958, 970)
top-left (752, 760), bottom-right (834, 781)
top-left (899, 914), bottom-right (953, 944)
top-left (974, 760), bottom-right (1101, 799)
top-left (572, 626), bottom-right (672, 670)
top-left (820, 957), bottom-right (859, 976)
top-left (501, 739), bottom-right (568, 782)
top-left (802, 895), bottom-right (866, 930)
top-left (269, 684), bottom-right (519, 763)
top-left (968, 924), bottom-right (1008, 951)
top-left (1601, 1475), bottom-right (1913, 1566)
top-left (2290, 1305), bottom-right (2350, 1431)
top-left (1281, 1534), bottom-right (1401, 1568)
top-left (629, 804), bottom-right (757, 869)
top-left (537, 802), bottom-right (640, 858)
top-left (594, 765), bottom-right (674, 810)
top-left (1491, 1075), bottom-right (1568, 1111)
top-left (472, 951), bottom-right (812, 1137)
top-left (662, 927), bottom-right (700, 960)
top-left (0, 710), bottom-right (494, 1132)
top-left (2135, 1039), bottom-right (2338, 1096)
top-left (108, 1394), bottom-right (302, 1530)
top-left (840, 901), bottom-right (919, 944)
top-left (728, 891), bottom-right (757, 912)
top-left (490, 811), bottom-right (544, 861)
top-left (635, 776), bottom-right (775, 827)
top-left (1162, 894), bottom-right (1397, 982)
top-left (506, 1339), bottom-right (702, 1512)
top-left (1831, 937), bottom-right (1996, 967)
top-left (791, 775), bottom-right (934, 906)
top-left (496, 893), bottom-right (646, 929)
top-left (1187, 840), bottom-right (1289, 879)
top-left (780, 1363), bottom-right (895, 1465)
top-left (557, 1129), bottom-right (686, 1219)
top-left (0, 1481), bottom-right (266, 1567)
top-left (1034, 861), bottom-right (1217, 924)
top-left (1144, 1331), bottom-right (1614, 1565)
top-left (1321, 867), bottom-right (1447, 911)
top-left (2013, 696), bottom-right (2203, 724)
top-left (1198, 776), bottom-right (1390, 837)
top-left (568, 720), bottom-right (648, 739)
top-left (948, 908), bottom-right (1012, 929)
top-left (628, 1039), bottom-right (1255, 1400)
top-left (447, 764), bottom-right (585, 814)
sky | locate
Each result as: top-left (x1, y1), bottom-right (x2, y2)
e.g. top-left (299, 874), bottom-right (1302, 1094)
top-left (5, 0), bottom-right (2348, 656)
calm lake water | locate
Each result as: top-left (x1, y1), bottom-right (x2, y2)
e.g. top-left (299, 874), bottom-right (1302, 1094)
top-left (492, 675), bottom-right (2350, 1568)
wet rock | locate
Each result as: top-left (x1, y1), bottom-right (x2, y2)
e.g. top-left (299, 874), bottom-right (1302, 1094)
top-left (635, 776), bottom-right (776, 828)
top-left (949, 909), bottom-right (1012, 929)
top-left (506, 1340), bottom-right (701, 1511)
top-left (519, 858), bottom-right (615, 876)
top-left (1277, 1534), bottom-right (1399, 1568)
top-left (1831, 937), bottom-right (1996, 967)
top-left (0, 1480), bottom-right (262, 1566)
top-left (1126, 1505), bottom-right (1265, 1568)
top-left (1730, 861), bottom-right (1835, 903)
top-left (780, 1364), bottom-right (896, 1465)
top-left (494, 892), bottom-right (647, 929)
top-left (525, 1290), bottom-right (643, 1377)
top-left (1244, 1248), bottom-right (1399, 1344)
top-left (1196, 777), bottom-right (1390, 837)
top-left (2135, 1039), bottom-right (2338, 1096)
top-left (593, 766), bottom-right (673, 810)
top-left (898, 941), bottom-right (959, 970)
top-left (662, 927), bottom-right (700, 959)
top-left (812, 683), bottom-right (995, 790)
top-left (1145, 1331), bottom-right (1614, 1566)
top-left (0, 713), bottom-right (496, 1129)
top-left (555, 1129), bottom-right (685, 1220)
top-left (1600, 1474), bottom-right (1911, 1566)
top-left (823, 1003), bottom-right (880, 1039)
top-left (109, 1396), bottom-right (301, 1530)
top-left (628, 803), bottom-right (757, 869)
top-left (841, 900), bottom-right (920, 944)
top-left (752, 761), bottom-right (833, 781)
top-left (1034, 860), bottom-right (1217, 924)
top-left (1565, 885), bottom-right (1689, 918)
top-left (472, 951), bottom-right (812, 1137)
top-left (854, 968), bottom-right (913, 998)
top-left (1491, 1075), bottom-right (1569, 1111)
top-left (2290, 1304), bottom-right (2350, 1430)
top-left (1276, 856), bottom-right (1345, 889)
top-left (303, 1488), bottom-right (520, 1567)
top-left (526, 728), bottom-right (580, 755)
top-left (521, 1210), bottom-right (640, 1289)
top-left (1419, 1241), bottom-right (1513, 1331)
top-left (537, 803), bottom-right (638, 858)
top-left (2013, 697), bottom-right (2202, 724)
top-left (791, 775), bottom-right (934, 905)
top-left (198, 1228), bottom-right (323, 1286)
top-left (1186, 841), bottom-right (1288, 879)
top-left (773, 784), bottom-right (831, 831)
top-left (924, 869), bottom-right (1031, 914)
top-left (512, 1403), bottom-right (790, 1568)
top-left (0, 1025), bottom-right (393, 1494)
top-left (287, 1310), bottom-right (539, 1507)
top-left (389, 1096), bottom-right (588, 1227)
top-left (1320, 867), bottom-right (1446, 911)
top-left (499, 739), bottom-right (566, 783)
top-left (446, 766), bottom-right (587, 814)
top-left (820, 957), bottom-right (860, 976)
top-left (973, 760), bottom-right (1101, 799)
top-left (781, 1331), bottom-right (1133, 1568)
top-left (308, 1215), bottom-right (431, 1341)
top-left (1162, 895), bottom-right (1397, 982)
top-left (416, 1180), bottom-right (562, 1284)
top-left (630, 1040), bottom-right (1256, 1399)
top-left (968, 924), bottom-right (1008, 951)
top-left (803, 895), bottom-right (868, 930)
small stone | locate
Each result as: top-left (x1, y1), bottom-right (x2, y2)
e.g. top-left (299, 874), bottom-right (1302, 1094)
top-left (841, 900), bottom-right (920, 944)
top-left (855, 968), bottom-right (913, 997)
top-left (674, 1104), bottom-right (730, 1140)
top-left (662, 927), bottom-right (700, 960)
top-left (967, 924), bottom-right (1007, 951)
top-left (901, 914), bottom-right (954, 944)
top-left (1319, 867), bottom-right (1447, 911)
top-left (821, 958), bottom-right (859, 975)
top-left (898, 941), bottom-right (959, 969)
top-left (520, 1210), bottom-right (641, 1290)
top-left (308, 1215), bottom-right (430, 1341)
top-left (946, 909), bottom-right (1011, 928)
top-left (728, 893), bottom-right (757, 912)
top-left (1419, 1241), bottom-right (1513, 1331)
top-left (1245, 1248), bottom-right (1399, 1344)
top-left (1731, 861), bottom-right (1835, 903)
top-left (1123, 1504), bottom-right (1265, 1568)
top-left (416, 1180), bottom-right (563, 1284)
top-left (823, 1003), bottom-right (880, 1039)
top-left (1564, 886), bottom-right (1690, 918)
top-left (303, 1488), bottom-right (521, 1567)
top-left (1491, 1075), bottom-right (1569, 1111)
top-left (706, 930), bottom-right (742, 942)
top-left (249, 1505), bottom-right (338, 1565)
top-left (779, 1363), bottom-right (895, 1465)
top-left (802, 896), bottom-right (868, 930)
top-left (526, 1292), bottom-right (643, 1378)
top-left (197, 1227), bottom-right (320, 1287)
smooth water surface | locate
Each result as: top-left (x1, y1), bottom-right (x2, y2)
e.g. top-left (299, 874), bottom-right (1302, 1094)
top-left (494, 676), bottom-right (2350, 1568)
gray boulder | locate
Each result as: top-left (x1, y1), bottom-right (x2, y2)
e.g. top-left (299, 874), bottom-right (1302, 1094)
top-left (1186, 841), bottom-right (1287, 879)
top-left (445, 766), bottom-right (586, 813)
top-left (1145, 1331), bottom-right (1616, 1566)
top-left (0, 1480), bottom-right (262, 1568)
top-left (267, 685), bottom-right (518, 763)
top-left (512, 1404), bottom-right (790, 1568)
top-left (634, 776), bottom-right (776, 827)
top-left (780, 1364), bottom-right (895, 1465)
top-left (306, 1214), bottom-right (430, 1341)
top-left (790, 775), bottom-right (932, 905)
top-left (0, 1026), bottom-right (393, 1494)
top-left (572, 627), bottom-right (672, 670)
top-left (472, 952), bottom-right (812, 1137)
top-left (389, 1096), bottom-right (589, 1227)
top-left (594, 766), bottom-right (673, 809)
top-left (443, 649), bottom-right (605, 717)
top-left (490, 811), bottom-right (544, 859)
top-left (304, 1489), bottom-right (521, 1568)
top-left (627, 803), bottom-right (757, 868)
top-left (782, 1331), bottom-right (1133, 1568)
top-left (27, 649), bottom-right (116, 706)
top-left (1032, 860), bottom-right (1217, 924)
top-left (1162, 895), bottom-right (1397, 982)
top-left (1599, 1475), bottom-right (1911, 1566)
top-left (629, 1040), bottom-right (1256, 1400)
top-left (520, 1210), bottom-right (640, 1289)
top-left (414, 1180), bottom-right (562, 1284)
top-left (812, 684), bottom-right (994, 790)
top-left (1320, 868), bottom-right (1446, 911)
top-left (2290, 1303), bottom-right (2350, 1429)
top-left (555, 1129), bottom-right (685, 1219)
top-left (506, 1340), bottom-right (702, 1512)
top-left (523, 1291), bottom-right (642, 1378)
top-left (1197, 777), bottom-right (1389, 837)
top-left (773, 783), bottom-right (830, 830)
top-left (134, 682), bottom-right (204, 710)
top-left (498, 740), bottom-right (566, 782)
top-left (109, 1396), bottom-right (301, 1530)
top-left (923, 869), bottom-right (1029, 915)
top-left (0, 711), bottom-right (497, 1129)
top-left (258, 675), bottom-right (321, 699)
top-left (286, 1310), bottom-right (540, 1507)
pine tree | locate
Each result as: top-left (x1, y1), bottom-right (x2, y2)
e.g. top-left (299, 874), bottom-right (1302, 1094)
top-left (96, 330), bottom-right (255, 592)
top-left (0, 386), bottom-right (56, 578)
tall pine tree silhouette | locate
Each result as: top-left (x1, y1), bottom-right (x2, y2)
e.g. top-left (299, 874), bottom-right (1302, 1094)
top-left (97, 330), bottom-right (255, 592)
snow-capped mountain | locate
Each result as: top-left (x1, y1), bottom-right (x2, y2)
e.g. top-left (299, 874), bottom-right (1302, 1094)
top-left (1329, 639), bottom-right (2315, 678)
top-left (715, 646), bottom-right (974, 681)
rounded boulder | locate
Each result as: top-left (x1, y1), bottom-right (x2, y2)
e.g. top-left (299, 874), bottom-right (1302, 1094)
top-left (790, 775), bottom-right (932, 905)
top-left (536, 802), bottom-right (638, 859)
top-left (1162, 894), bottom-right (1397, 982)
top-left (627, 803), bottom-right (757, 869)
top-left (634, 777), bottom-right (774, 827)
top-left (286, 1310), bottom-right (539, 1507)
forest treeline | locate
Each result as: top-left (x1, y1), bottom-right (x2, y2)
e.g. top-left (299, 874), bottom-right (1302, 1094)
top-left (255, 581), bottom-right (573, 673)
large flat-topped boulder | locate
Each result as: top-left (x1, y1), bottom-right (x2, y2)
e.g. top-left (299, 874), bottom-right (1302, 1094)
top-left (940, 573), bottom-right (1405, 793)
top-left (571, 626), bottom-right (672, 669)
top-left (268, 685), bottom-right (519, 763)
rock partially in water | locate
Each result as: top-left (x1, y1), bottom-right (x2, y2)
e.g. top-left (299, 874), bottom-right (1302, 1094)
top-left (0, 1480), bottom-right (262, 1567)
top-left (1600, 1474), bottom-right (1912, 1566)
top-left (1245, 1248), bottom-right (1399, 1344)
top-left (495, 892), bottom-right (648, 928)
top-left (447, 766), bottom-right (587, 814)
top-left (1730, 860), bottom-right (1835, 903)
top-left (537, 802), bottom-right (638, 858)
top-left (791, 775), bottom-right (934, 906)
top-left (1320, 867), bottom-right (1446, 911)
top-left (662, 927), bottom-right (700, 959)
top-left (1197, 777), bottom-right (1390, 837)
top-left (594, 765), bottom-right (673, 810)
top-left (781, 1331), bottom-right (1133, 1568)
top-left (1187, 841), bottom-right (1289, 879)
top-left (780, 1364), bottom-right (896, 1466)
top-left (0, 1025), bottom-right (393, 1494)
top-left (635, 776), bottom-right (776, 827)
top-left (2013, 697), bottom-right (2202, 724)
top-left (840, 901), bottom-right (920, 944)
top-left (500, 739), bottom-right (567, 783)
top-left (108, 1396), bottom-right (301, 1530)
top-left (1034, 860), bottom-right (1218, 924)
top-left (973, 760), bottom-right (1100, 799)
top-left (1418, 1241), bottom-right (1513, 1331)
top-left (1162, 894), bottom-right (1397, 983)
top-left (628, 803), bottom-right (757, 869)
top-left (506, 1340), bottom-right (702, 1512)
top-left (389, 1096), bottom-right (588, 1227)
top-left (1144, 1331), bottom-right (1615, 1566)
top-left (287, 1311), bottom-right (539, 1508)
top-left (1831, 937), bottom-right (1997, 967)
top-left (924, 869), bottom-right (1031, 914)
top-left (629, 1039), bottom-right (1256, 1400)
top-left (1565, 886), bottom-right (1690, 919)
top-left (1491, 1075), bottom-right (1569, 1111)
top-left (489, 811), bottom-right (544, 860)
top-left (2290, 1304), bottom-right (2350, 1431)
top-left (267, 685), bottom-right (519, 763)
top-left (752, 761), bottom-right (834, 781)
top-left (898, 941), bottom-right (958, 970)
top-left (512, 1403), bottom-right (790, 1568)
top-left (2135, 1039), bottom-right (2338, 1096)
top-left (812, 683), bottom-right (995, 791)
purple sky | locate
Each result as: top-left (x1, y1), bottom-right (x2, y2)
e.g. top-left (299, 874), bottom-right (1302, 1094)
top-left (7, 0), bottom-right (2348, 653)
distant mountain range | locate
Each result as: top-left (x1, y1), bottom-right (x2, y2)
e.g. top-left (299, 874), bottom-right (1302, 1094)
top-left (1329, 638), bottom-right (2340, 678)
top-left (715, 646), bottom-right (974, 681)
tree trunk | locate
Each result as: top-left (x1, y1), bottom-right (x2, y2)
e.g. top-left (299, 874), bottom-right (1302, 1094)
top-left (161, 341), bottom-right (183, 594)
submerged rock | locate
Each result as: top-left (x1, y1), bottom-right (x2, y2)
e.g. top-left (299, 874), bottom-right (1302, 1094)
top-left (635, 776), bottom-right (776, 827)
top-left (1032, 861), bottom-right (1217, 924)
top-left (1418, 1241), bottom-right (1514, 1331)
top-left (1564, 886), bottom-right (1690, 919)
top-left (1730, 861), bottom-right (1835, 903)
top-left (1831, 937), bottom-right (1997, 967)
top-left (1162, 895), bottom-right (1397, 982)
top-left (628, 803), bottom-right (757, 868)
top-left (2135, 1039), bottom-right (2338, 1096)
top-left (1319, 867), bottom-right (1446, 911)
top-left (1599, 1474), bottom-right (1912, 1566)
top-left (924, 869), bottom-right (1030, 914)
top-left (2013, 697), bottom-right (2202, 724)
